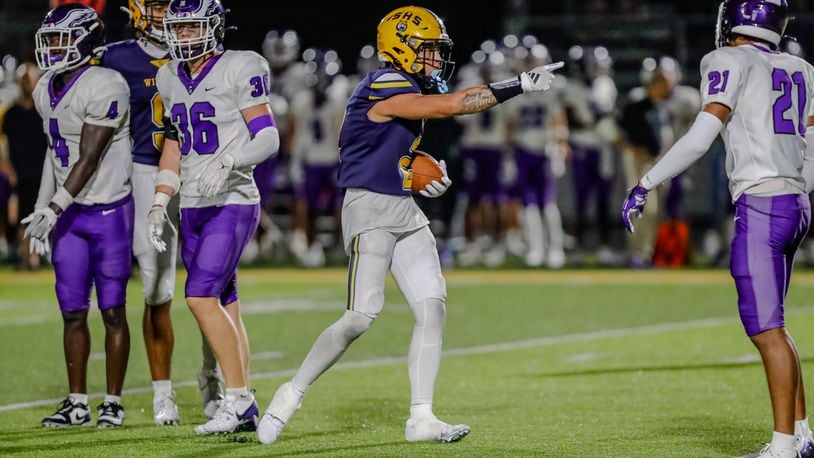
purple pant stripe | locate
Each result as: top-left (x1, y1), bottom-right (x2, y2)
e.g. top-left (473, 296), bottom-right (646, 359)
top-left (731, 194), bottom-right (810, 336)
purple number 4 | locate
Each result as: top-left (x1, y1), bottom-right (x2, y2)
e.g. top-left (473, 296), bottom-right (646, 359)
top-left (49, 119), bottom-right (69, 167)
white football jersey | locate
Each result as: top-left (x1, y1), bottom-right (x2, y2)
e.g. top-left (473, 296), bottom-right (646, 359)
top-left (290, 88), bottom-right (344, 165)
top-left (505, 81), bottom-right (565, 153)
top-left (700, 44), bottom-right (814, 199)
top-left (157, 50), bottom-right (271, 208)
top-left (33, 66), bottom-right (132, 205)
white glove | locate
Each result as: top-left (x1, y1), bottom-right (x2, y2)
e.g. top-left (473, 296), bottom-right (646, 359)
top-left (196, 153), bottom-right (235, 197)
top-left (21, 207), bottom-right (58, 241)
top-left (30, 236), bottom-right (50, 256)
top-left (419, 160), bottom-right (452, 198)
top-left (147, 192), bottom-right (173, 253)
top-left (520, 62), bottom-right (564, 93)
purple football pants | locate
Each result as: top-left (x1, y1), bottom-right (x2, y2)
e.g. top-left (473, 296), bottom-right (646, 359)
top-left (181, 203), bottom-right (260, 305)
top-left (514, 148), bottom-right (556, 207)
top-left (52, 195), bottom-right (134, 313)
top-left (731, 194), bottom-right (810, 336)
top-left (461, 146), bottom-right (503, 204)
top-left (296, 163), bottom-right (340, 211)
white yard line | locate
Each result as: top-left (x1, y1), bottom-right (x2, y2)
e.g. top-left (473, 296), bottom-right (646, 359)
top-left (3, 307), bottom-right (813, 413)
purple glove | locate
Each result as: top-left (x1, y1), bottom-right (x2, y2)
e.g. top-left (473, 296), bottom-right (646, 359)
top-left (621, 185), bottom-right (649, 233)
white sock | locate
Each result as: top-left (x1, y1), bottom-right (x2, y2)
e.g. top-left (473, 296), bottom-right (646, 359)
top-left (104, 394), bottom-right (121, 405)
top-left (153, 380), bottom-right (172, 396)
top-left (543, 203), bottom-right (564, 253)
top-left (410, 403), bottom-right (434, 420)
top-left (771, 431), bottom-right (796, 450)
top-left (293, 311), bottom-right (372, 390)
top-left (69, 393), bottom-right (88, 405)
top-left (523, 205), bottom-right (544, 256)
top-left (796, 417), bottom-right (812, 437)
top-left (291, 380), bottom-right (308, 396)
top-left (226, 387), bottom-right (253, 413)
top-left (408, 299), bottom-right (445, 409)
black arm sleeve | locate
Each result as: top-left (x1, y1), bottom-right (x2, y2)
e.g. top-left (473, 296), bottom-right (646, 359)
top-left (163, 116), bottom-right (178, 141)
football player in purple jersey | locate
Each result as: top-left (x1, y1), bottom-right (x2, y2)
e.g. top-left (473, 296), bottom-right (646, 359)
top-left (150, 0), bottom-right (280, 435)
top-left (258, 5), bottom-right (563, 446)
top-left (622, 1), bottom-right (814, 456)
top-left (26, 3), bottom-right (133, 428)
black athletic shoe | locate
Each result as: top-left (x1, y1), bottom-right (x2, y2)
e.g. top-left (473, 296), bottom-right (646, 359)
top-left (96, 401), bottom-right (125, 428)
top-left (42, 397), bottom-right (91, 427)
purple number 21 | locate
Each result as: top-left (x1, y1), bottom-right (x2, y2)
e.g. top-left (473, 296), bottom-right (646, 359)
top-left (708, 70), bottom-right (730, 95)
top-left (772, 68), bottom-right (807, 136)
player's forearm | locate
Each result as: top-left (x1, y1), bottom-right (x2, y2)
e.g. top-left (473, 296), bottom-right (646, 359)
top-left (454, 86), bottom-right (499, 116)
top-left (640, 111), bottom-right (723, 190)
top-left (156, 139), bottom-right (181, 197)
top-left (34, 158), bottom-right (56, 210)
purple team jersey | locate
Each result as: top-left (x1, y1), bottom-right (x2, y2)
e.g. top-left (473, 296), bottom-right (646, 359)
top-left (337, 68), bottom-right (423, 196)
top-left (102, 40), bottom-right (169, 166)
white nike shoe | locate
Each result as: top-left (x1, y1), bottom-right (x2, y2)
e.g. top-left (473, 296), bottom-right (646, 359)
top-left (194, 396), bottom-right (258, 435)
top-left (197, 368), bottom-right (224, 419)
top-left (745, 443), bottom-right (800, 458)
top-left (405, 416), bottom-right (470, 443)
top-left (42, 397), bottom-right (91, 427)
top-left (153, 391), bottom-right (180, 426)
top-left (257, 382), bottom-right (303, 445)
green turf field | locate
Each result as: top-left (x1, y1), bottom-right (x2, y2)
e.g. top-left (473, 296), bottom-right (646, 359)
top-left (2, 268), bottom-right (814, 456)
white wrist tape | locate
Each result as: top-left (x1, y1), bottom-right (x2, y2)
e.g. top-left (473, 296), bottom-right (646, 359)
top-left (151, 191), bottom-right (172, 209)
top-left (50, 186), bottom-right (74, 212)
top-left (156, 169), bottom-right (181, 194)
top-left (641, 111), bottom-right (723, 190)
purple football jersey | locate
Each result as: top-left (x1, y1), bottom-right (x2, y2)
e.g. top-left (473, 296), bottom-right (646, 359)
top-left (102, 40), bottom-right (170, 166)
top-left (337, 68), bottom-right (423, 196)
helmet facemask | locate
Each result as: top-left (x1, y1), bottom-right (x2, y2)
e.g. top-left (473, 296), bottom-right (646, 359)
top-left (164, 15), bottom-right (221, 61)
top-left (413, 38), bottom-right (455, 94)
top-left (140, 0), bottom-right (170, 44)
top-left (35, 22), bottom-right (100, 73)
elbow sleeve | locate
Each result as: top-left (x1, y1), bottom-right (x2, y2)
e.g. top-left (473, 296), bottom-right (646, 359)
top-left (232, 126), bottom-right (280, 168)
top-left (641, 111), bottom-right (723, 190)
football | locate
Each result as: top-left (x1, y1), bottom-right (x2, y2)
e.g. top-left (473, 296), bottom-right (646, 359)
top-left (410, 151), bottom-right (444, 192)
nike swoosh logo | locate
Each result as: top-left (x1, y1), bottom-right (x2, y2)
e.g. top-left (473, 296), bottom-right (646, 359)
top-left (205, 87), bottom-right (216, 92)
top-left (102, 209), bottom-right (116, 216)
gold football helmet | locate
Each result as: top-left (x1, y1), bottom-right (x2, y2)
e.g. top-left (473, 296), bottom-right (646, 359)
top-left (376, 6), bottom-right (455, 93)
top-left (127, 0), bottom-right (169, 44)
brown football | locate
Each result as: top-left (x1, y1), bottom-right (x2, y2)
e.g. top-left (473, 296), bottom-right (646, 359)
top-left (410, 151), bottom-right (444, 192)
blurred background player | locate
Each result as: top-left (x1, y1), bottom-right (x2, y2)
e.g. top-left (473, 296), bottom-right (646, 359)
top-left (455, 46), bottom-right (512, 267)
top-left (619, 69), bottom-right (675, 268)
top-left (27, 3), bottom-right (133, 428)
top-left (150, 0), bottom-right (280, 435)
top-left (101, 0), bottom-right (222, 425)
top-left (2, 63), bottom-right (46, 270)
top-left (562, 45), bottom-right (619, 264)
top-left (505, 41), bottom-right (569, 268)
top-left (258, 5), bottom-right (562, 446)
top-left (622, 0), bottom-right (814, 455)
top-left (288, 48), bottom-right (344, 267)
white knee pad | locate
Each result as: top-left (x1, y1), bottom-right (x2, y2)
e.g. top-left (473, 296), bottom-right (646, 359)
top-left (331, 310), bottom-right (374, 348)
